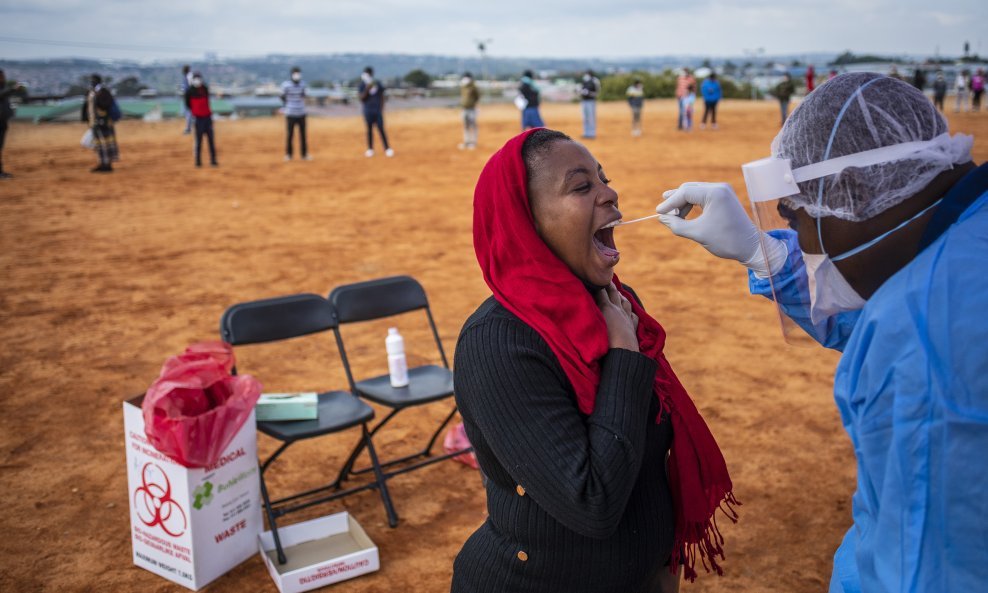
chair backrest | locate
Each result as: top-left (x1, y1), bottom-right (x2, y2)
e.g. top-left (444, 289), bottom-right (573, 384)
top-left (220, 293), bottom-right (337, 346)
top-left (328, 276), bottom-right (449, 385)
top-left (329, 275), bottom-right (428, 323)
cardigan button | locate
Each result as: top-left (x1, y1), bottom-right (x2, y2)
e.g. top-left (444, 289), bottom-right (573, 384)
top-left (515, 484), bottom-right (526, 496)
top-left (517, 551), bottom-right (528, 562)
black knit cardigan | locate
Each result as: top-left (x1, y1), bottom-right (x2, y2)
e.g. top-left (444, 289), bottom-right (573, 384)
top-left (450, 294), bottom-right (675, 593)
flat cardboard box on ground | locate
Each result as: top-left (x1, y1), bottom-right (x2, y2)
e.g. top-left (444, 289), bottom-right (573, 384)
top-left (123, 395), bottom-right (262, 590)
top-left (260, 512), bottom-right (380, 593)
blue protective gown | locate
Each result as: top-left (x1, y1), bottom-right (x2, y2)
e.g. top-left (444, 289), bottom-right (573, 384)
top-left (749, 165), bottom-right (988, 593)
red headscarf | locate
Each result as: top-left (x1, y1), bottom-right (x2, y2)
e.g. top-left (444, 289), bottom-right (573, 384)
top-left (473, 129), bottom-right (739, 581)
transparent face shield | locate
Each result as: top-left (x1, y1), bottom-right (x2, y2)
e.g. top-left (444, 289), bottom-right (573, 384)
top-left (740, 138), bottom-right (946, 345)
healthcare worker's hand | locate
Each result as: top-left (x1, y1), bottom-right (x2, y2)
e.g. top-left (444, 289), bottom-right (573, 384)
top-left (655, 182), bottom-right (787, 277)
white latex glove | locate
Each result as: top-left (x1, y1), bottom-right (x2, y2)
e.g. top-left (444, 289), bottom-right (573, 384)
top-left (656, 182), bottom-right (788, 277)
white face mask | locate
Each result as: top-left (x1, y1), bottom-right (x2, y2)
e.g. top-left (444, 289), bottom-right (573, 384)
top-left (802, 252), bottom-right (866, 325)
top-left (583, 74), bottom-right (591, 82)
top-left (291, 72), bottom-right (301, 82)
top-left (801, 193), bottom-right (943, 325)
top-left (361, 73), bottom-right (373, 84)
top-left (461, 77), bottom-right (471, 86)
top-left (192, 78), bottom-right (202, 88)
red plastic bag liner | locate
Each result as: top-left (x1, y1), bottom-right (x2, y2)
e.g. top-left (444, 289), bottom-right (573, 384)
top-left (142, 341), bottom-right (262, 468)
top-left (443, 422), bottom-right (478, 470)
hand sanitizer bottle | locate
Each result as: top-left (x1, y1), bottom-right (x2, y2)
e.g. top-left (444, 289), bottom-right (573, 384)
top-left (386, 327), bottom-right (409, 388)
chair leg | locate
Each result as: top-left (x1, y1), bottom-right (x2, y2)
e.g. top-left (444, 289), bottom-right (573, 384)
top-left (258, 460), bottom-right (288, 564)
top-left (347, 405), bottom-right (464, 476)
top-left (362, 424), bottom-right (399, 528)
top-left (422, 405), bottom-right (460, 456)
top-left (334, 431), bottom-right (371, 489)
top-left (261, 440), bottom-right (292, 473)
top-left (366, 407), bottom-right (401, 439)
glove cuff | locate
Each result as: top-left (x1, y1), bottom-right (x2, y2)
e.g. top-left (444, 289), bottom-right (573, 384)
top-left (742, 233), bottom-right (789, 278)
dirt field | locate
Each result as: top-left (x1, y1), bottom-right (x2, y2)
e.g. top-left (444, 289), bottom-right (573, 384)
top-left (1, 99), bottom-right (985, 593)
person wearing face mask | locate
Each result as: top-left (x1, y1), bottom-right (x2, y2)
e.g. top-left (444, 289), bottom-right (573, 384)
top-left (626, 78), bottom-right (645, 137)
top-left (358, 66), bottom-right (393, 157)
top-left (518, 70), bottom-right (544, 131)
top-left (458, 72), bottom-right (479, 150)
top-left (579, 69), bottom-right (601, 139)
top-left (80, 73), bottom-right (118, 173)
top-left (655, 73), bottom-right (988, 593)
top-left (184, 72), bottom-right (218, 168)
top-left (932, 71), bottom-right (947, 112)
top-left (451, 128), bottom-right (739, 593)
top-left (281, 67), bottom-right (310, 161)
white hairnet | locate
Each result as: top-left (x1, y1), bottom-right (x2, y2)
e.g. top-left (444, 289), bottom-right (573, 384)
top-left (772, 72), bottom-right (973, 221)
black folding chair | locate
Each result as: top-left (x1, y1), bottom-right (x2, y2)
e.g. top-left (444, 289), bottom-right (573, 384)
top-left (220, 293), bottom-right (397, 565)
top-left (329, 276), bottom-right (472, 489)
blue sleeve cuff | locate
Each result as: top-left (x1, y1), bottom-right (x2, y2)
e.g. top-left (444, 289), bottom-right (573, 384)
top-left (746, 229), bottom-right (857, 351)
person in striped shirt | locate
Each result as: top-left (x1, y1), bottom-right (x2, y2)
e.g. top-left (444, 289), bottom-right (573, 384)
top-left (281, 67), bottom-right (310, 161)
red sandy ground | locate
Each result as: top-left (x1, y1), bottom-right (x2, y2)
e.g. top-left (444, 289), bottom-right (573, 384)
top-left (1, 99), bottom-right (985, 593)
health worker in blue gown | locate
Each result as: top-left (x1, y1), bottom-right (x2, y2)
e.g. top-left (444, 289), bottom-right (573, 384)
top-left (653, 72), bottom-right (988, 593)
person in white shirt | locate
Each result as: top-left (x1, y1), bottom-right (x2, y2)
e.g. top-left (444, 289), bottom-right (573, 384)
top-left (626, 79), bottom-right (644, 137)
top-left (954, 71), bottom-right (969, 113)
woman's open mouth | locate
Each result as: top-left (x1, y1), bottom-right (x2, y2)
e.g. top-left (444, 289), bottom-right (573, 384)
top-left (593, 226), bottom-right (620, 259)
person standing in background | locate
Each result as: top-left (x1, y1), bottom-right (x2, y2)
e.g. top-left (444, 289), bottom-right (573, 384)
top-left (912, 68), bottom-right (926, 92)
top-left (81, 74), bottom-right (118, 173)
top-left (955, 70), bottom-right (970, 113)
top-left (180, 65), bottom-right (193, 134)
top-left (700, 72), bottom-right (722, 130)
top-left (281, 67), bottom-right (309, 161)
top-left (459, 72), bottom-right (479, 150)
top-left (626, 78), bottom-right (644, 137)
top-left (932, 71), bottom-right (948, 112)
top-left (773, 73), bottom-right (796, 126)
top-left (579, 69), bottom-right (600, 139)
top-left (358, 66), bottom-right (393, 157)
top-left (805, 64), bottom-right (816, 93)
top-left (184, 72), bottom-right (218, 168)
top-left (519, 70), bottom-right (544, 131)
top-left (0, 69), bottom-right (23, 179)
top-left (681, 84), bottom-right (696, 132)
top-left (675, 68), bottom-right (695, 130)
top-left (971, 68), bottom-right (985, 112)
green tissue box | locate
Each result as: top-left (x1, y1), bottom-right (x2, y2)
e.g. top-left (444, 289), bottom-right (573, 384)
top-left (256, 392), bottom-right (319, 421)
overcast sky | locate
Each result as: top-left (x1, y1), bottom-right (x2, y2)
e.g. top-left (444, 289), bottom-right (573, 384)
top-left (1, 0), bottom-right (985, 61)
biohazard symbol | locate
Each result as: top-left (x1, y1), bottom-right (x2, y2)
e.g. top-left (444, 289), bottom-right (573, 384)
top-left (192, 481), bottom-right (214, 510)
top-left (134, 463), bottom-right (188, 537)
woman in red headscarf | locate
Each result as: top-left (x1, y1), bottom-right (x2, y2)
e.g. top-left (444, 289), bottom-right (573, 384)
top-left (450, 129), bottom-right (738, 593)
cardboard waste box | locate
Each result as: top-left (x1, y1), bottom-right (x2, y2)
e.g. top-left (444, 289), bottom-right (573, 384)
top-left (259, 512), bottom-right (380, 593)
top-left (124, 395), bottom-right (262, 590)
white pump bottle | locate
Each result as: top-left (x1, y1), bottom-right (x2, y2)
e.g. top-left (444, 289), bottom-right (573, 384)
top-left (386, 327), bottom-right (409, 388)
